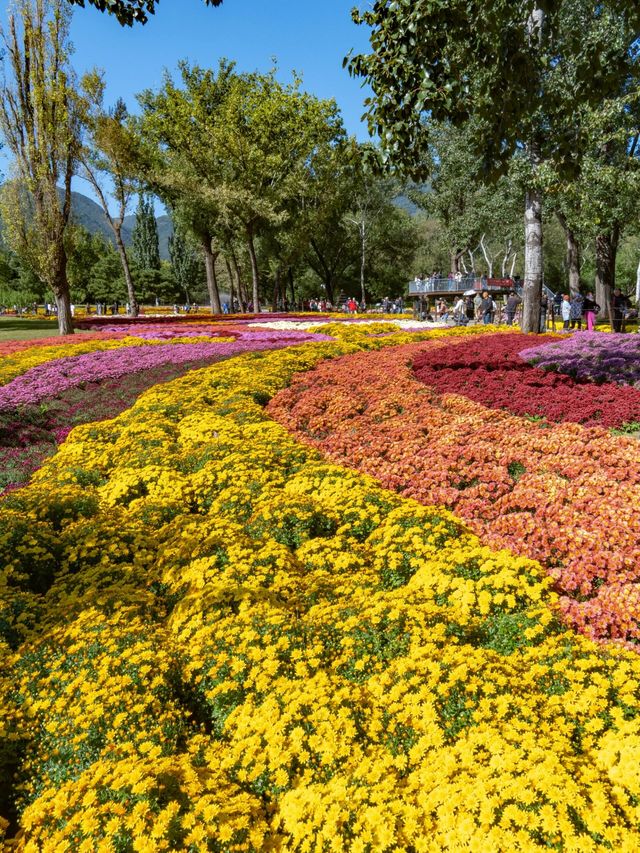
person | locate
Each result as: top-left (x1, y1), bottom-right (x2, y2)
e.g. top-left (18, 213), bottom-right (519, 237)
top-left (561, 294), bottom-right (571, 330)
top-left (553, 291), bottom-right (563, 315)
top-left (474, 292), bottom-right (483, 321)
top-left (465, 296), bottom-right (475, 323)
top-left (436, 299), bottom-right (449, 321)
top-left (480, 290), bottom-right (494, 325)
top-left (612, 288), bottom-right (630, 333)
top-left (347, 297), bottom-right (358, 315)
top-left (481, 272), bottom-right (488, 291)
top-left (569, 293), bottom-right (583, 329)
top-left (582, 291), bottom-right (600, 331)
top-left (453, 295), bottom-right (466, 322)
top-left (505, 290), bottom-right (521, 326)
top-left (539, 295), bottom-right (548, 333)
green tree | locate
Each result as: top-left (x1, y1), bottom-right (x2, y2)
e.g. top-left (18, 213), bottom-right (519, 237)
top-left (79, 88), bottom-right (142, 315)
top-left (138, 61), bottom-right (344, 312)
top-left (168, 219), bottom-right (205, 304)
top-left (208, 68), bottom-right (344, 310)
top-left (348, 0), bottom-right (640, 332)
top-left (66, 225), bottom-right (115, 301)
top-left (551, 100), bottom-right (640, 313)
top-left (67, 0), bottom-right (222, 26)
top-left (89, 246), bottom-right (126, 302)
top-left (131, 193), bottom-right (161, 271)
top-left (360, 200), bottom-right (417, 303)
top-left (298, 141), bottom-right (359, 304)
top-left (0, 0), bottom-right (82, 334)
top-left (137, 60), bottom-right (238, 313)
top-left (409, 123), bottom-right (487, 276)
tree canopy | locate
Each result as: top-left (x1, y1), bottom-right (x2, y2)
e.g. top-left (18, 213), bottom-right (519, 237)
top-left (0, 0), bottom-right (82, 334)
top-left (68, 0), bottom-right (222, 26)
top-left (348, 0), bottom-right (640, 330)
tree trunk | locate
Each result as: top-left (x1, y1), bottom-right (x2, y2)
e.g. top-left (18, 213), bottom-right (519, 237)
top-left (246, 228), bottom-right (260, 312)
top-left (556, 212), bottom-right (581, 297)
top-left (480, 235), bottom-right (495, 277)
top-left (499, 239), bottom-right (512, 278)
top-left (224, 257), bottom-right (235, 312)
top-left (288, 267), bottom-right (296, 310)
top-left (114, 224), bottom-right (139, 317)
top-left (566, 230), bottom-right (581, 299)
top-left (272, 267), bottom-right (281, 312)
top-left (229, 249), bottom-right (246, 311)
top-left (595, 230), bottom-right (618, 325)
top-left (50, 242), bottom-right (74, 335)
top-left (636, 257), bottom-right (640, 306)
top-left (201, 235), bottom-right (222, 314)
top-left (450, 251), bottom-right (461, 275)
top-left (521, 187), bottom-right (543, 333)
top-left (359, 222), bottom-right (366, 305)
top-left (54, 291), bottom-right (73, 334)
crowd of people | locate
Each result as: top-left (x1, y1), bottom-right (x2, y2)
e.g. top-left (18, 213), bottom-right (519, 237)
top-left (420, 287), bottom-right (638, 332)
top-left (426, 290), bottom-right (514, 325)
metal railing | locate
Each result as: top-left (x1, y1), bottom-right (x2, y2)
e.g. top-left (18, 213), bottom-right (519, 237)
top-left (408, 276), bottom-right (515, 295)
top-left (409, 277), bottom-right (557, 302)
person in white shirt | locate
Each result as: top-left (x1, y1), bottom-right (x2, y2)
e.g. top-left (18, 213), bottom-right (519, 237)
top-left (561, 293), bottom-right (571, 330)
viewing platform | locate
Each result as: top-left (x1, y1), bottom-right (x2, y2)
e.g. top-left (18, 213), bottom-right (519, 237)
top-left (408, 276), bottom-right (517, 298)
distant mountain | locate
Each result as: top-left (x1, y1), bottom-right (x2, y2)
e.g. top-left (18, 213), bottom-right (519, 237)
top-left (69, 190), bottom-right (172, 259)
top-left (157, 215), bottom-right (173, 260)
top-left (393, 194), bottom-right (420, 216)
top-left (393, 182), bottom-right (429, 217)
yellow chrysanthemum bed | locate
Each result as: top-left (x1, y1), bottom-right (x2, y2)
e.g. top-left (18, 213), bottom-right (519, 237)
top-left (0, 324), bottom-right (639, 851)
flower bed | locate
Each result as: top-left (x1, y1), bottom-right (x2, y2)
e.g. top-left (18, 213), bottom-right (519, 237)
top-left (0, 330), bottom-right (330, 407)
top-left (267, 336), bottom-right (640, 645)
top-left (412, 333), bottom-right (640, 428)
top-left (2, 324), bottom-right (640, 849)
top-left (74, 311), bottom-right (329, 330)
top-left (0, 356), bottom-right (230, 493)
top-left (0, 327), bottom-right (334, 496)
top-left (520, 331), bottom-right (640, 386)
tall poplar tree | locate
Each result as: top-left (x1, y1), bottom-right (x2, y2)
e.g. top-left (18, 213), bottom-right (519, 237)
top-left (131, 194), bottom-right (161, 271)
top-left (0, 0), bottom-right (81, 334)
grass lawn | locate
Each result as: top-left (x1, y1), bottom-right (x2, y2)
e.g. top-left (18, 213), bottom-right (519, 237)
top-left (0, 317), bottom-right (92, 342)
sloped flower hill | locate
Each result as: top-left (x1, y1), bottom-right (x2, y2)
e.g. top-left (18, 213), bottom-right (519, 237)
top-left (269, 331), bottom-right (640, 645)
top-left (0, 323), bottom-right (331, 493)
top-left (1, 320), bottom-right (639, 850)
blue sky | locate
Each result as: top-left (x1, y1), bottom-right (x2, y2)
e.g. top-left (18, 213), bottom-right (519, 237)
top-left (1, 1), bottom-right (375, 210)
top-left (69, 0), bottom-right (373, 139)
